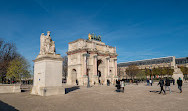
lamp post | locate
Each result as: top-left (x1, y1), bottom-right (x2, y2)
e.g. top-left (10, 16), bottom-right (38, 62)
top-left (85, 53), bottom-right (90, 88)
top-left (149, 65), bottom-right (152, 79)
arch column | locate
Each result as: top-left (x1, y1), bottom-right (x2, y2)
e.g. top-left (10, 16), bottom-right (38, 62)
top-left (113, 58), bottom-right (118, 83)
top-left (106, 57), bottom-right (110, 77)
top-left (92, 55), bottom-right (98, 84)
top-left (83, 53), bottom-right (87, 76)
top-left (83, 53), bottom-right (90, 85)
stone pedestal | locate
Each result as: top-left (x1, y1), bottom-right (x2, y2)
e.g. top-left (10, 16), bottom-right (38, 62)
top-left (31, 54), bottom-right (64, 96)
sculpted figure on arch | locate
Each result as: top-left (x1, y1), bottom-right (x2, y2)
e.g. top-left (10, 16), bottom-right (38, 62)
top-left (40, 31), bottom-right (56, 55)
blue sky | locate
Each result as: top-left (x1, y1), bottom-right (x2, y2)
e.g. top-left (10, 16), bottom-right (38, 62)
top-left (0, 0), bottom-right (188, 67)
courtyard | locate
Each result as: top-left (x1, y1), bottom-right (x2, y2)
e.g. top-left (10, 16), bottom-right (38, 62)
top-left (0, 82), bottom-right (188, 111)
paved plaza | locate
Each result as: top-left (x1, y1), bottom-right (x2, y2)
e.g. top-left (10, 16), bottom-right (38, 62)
top-left (0, 83), bottom-right (188, 111)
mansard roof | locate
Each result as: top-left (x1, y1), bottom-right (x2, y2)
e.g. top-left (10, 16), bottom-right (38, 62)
top-left (118, 56), bottom-right (174, 67)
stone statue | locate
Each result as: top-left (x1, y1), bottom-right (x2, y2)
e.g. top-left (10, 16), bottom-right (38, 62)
top-left (40, 31), bottom-right (56, 55)
top-left (88, 33), bottom-right (102, 41)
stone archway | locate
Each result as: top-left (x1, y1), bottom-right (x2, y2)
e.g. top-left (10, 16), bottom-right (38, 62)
top-left (97, 59), bottom-right (103, 75)
top-left (97, 59), bottom-right (103, 84)
top-left (97, 70), bottom-right (101, 84)
top-left (71, 69), bottom-right (77, 85)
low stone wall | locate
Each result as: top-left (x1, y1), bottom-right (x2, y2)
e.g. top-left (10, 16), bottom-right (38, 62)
top-left (0, 84), bottom-right (21, 93)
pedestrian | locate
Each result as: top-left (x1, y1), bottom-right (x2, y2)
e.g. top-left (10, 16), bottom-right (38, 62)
top-left (165, 78), bottom-right (171, 93)
top-left (120, 80), bottom-right (125, 93)
top-left (147, 79), bottom-right (149, 86)
top-left (149, 79), bottom-right (153, 86)
top-left (173, 79), bottom-right (175, 85)
top-left (177, 77), bottom-right (183, 93)
top-left (135, 80), bottom-right (138, 85)
top-left (76, 79), bottom-right (79, 85)
top-left (116, 80), bottom-right (118, 85)
top-left (107, 80), bottom-right (110, 86)
top-left (158, 78), bottom-right (166, 94)
top-left (116, 80), bottom-right (121, 91)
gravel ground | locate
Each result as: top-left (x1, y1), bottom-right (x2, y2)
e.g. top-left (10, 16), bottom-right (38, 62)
top-left (0, 83), bottom-right (188, 111)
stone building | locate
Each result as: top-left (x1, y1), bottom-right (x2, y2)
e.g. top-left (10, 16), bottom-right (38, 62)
top-left (67, 34), bottom-right (118, 85)
top-left (118, 56), bottom-right (187, 80)
top-left (118, 56), bottom-right (176, 70)
top-left (176, 57), bottom-right (188, 67)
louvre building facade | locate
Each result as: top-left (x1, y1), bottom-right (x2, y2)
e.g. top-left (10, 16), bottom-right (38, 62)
top-left (118, 56), bottom-right (188, 79)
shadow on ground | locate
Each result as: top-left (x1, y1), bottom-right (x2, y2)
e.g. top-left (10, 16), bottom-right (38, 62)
top-left (21, 90), bottom-right (31, 92)
top-left (115, 89), bottom-right (124, 93)
top-left (65, 86), bottom-right (80, 94)
top-left (149, 90), bottom-right (178, 94)
top-left (149, 90), bottom-right (160, 93)
top-left (0, 100), bottom-right (19, 111)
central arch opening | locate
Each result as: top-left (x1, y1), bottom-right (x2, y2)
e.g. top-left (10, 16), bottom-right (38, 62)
top-left (97, 59), bottom-right (103, 84)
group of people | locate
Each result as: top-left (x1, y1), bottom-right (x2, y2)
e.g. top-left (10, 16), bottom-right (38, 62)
top-left (115, 77), bottom-right (183, 94)
top-left (158, 77), bottom-right (183, 94)
top-left (116, 80), bottom-right (125, 93)
top-left (147, 79), bottom-right (153, 86)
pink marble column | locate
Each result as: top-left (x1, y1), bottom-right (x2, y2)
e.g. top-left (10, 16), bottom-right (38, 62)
top-left (83, 54), bottom-right (87, 76)
top-left (106, 58), bottom-right (110, 76)
top-left (114, 59), bottom-right (117, 76)
top-left (93, 55), bottom-right (97, 76)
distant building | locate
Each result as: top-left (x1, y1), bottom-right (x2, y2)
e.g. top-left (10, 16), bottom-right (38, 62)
top-left (117, 56), bottom-right (188, 79)
top-left (176, 57), bottom-right (188, 67)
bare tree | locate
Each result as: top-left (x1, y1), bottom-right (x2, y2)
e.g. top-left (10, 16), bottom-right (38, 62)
top-left (117, 67), bottom-right (121, 77)
top-left (126, 65), bottom-right (139, 80)
top-left (117, 67), bottom-right (126, 79)
top-left (0, 39), bottom-right (19, 83)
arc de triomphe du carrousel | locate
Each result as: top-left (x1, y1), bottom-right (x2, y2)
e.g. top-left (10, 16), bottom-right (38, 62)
top-left (67, 33), bottom-right (118, 86)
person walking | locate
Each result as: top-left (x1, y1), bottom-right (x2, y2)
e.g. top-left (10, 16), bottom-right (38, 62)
top-left (116, 80), bottom-right (121, 91)
top-left (173, 79), bottom-right (175, 85)
top-left (147, 79), bottom-right (149, 86)
top-left (149, 79), bottom-right (153, 86)
top-left (177, 77), bottom-right (183, 93)
top-left (120, 80), bottom-right (125, 93)
top-left (107, 80), bottom-right (110, 86)
top-left (158, 78), bottom-right (166, 94)
top-left (165, 78), bottom-right (171, 93)
top-left (76, 79), bottom-right (79, 85)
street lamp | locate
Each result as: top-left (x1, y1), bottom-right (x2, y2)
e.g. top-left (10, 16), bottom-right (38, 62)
top-left (149, 65), bottom-right (152, 79)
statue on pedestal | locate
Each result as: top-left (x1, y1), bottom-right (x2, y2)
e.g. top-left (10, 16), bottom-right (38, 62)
top-left (31, 31), bottom-right (64, 96)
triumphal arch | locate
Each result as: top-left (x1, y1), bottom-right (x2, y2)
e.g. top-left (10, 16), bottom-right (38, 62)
top-left (67, 34), bottom-right (118, 85)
